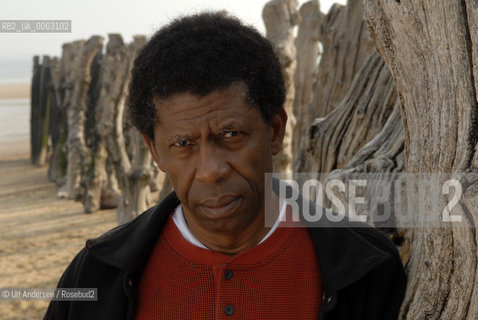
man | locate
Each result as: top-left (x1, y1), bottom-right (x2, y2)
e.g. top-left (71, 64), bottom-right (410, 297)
top-left (44, 12), bottom-right (406, 320)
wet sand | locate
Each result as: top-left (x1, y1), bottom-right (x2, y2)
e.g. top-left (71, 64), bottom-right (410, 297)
top-left (0, 83), bottom-right (30, 100)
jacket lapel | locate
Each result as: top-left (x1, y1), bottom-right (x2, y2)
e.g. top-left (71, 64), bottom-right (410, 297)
top-left (307, 225), bottom-right (390, 292)
top-left (86, 192), bottom-right (180, 274)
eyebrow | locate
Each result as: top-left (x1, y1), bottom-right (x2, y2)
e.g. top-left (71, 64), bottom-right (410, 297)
top-left (220, 120), bottom-right (244, 131)
top-left (165, 119), bottom-right (247, 145)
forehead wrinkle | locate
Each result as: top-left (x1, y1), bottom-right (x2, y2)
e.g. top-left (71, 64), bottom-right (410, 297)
top-left (152, 88), bottom-right (258, 136)
top-left (155, 96), bottom-right (228, 124)
top-left (170, 106), bottom-right (223, 123)
top-left (162, 103), bottom-right (250, 128)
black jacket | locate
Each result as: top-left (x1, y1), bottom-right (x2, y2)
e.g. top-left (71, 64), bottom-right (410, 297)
top-left (44, 191), bottom-right (406, 320)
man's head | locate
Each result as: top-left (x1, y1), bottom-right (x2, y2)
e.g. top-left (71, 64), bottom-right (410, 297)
top-left (127, 12), bottom-right (286, 142)
top-left (127, 12), bottom-right (287, 252)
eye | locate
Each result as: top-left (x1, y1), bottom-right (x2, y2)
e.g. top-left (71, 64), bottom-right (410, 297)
top-left (174, 139), bottom-right (191, 147)
top-left (224, 131), bottom-right (240, 138)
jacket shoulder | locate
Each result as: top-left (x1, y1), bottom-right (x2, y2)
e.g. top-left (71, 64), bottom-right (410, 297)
top-left (85, 203), bottom-right (159, 249)
top-left (350, 225), bottom-right (402, 259)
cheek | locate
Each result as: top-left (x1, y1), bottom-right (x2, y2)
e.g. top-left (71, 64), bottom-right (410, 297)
top-left (168, 171), bottom-right (195, 208)
top-left (234, 141), bottom-right (271, 191)
top-left (248, 138), bottom-right (273, 172)
top-left (159, 158), bottom-right (195, 202)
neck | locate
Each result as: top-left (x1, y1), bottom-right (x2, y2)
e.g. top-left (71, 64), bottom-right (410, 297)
top-left (183, 192), bottom-right (281, 257)
top-left (189, 218), bottom-right (270, 256)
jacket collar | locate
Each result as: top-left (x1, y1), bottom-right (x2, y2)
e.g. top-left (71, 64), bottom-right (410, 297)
top-left (86, 192), bottom-right (180, 275)
top-left (306, 221), bottom-right (389, 292)
top-left (86, 189), bottom-right (390, 293)
top-left (274, 178), bottom-right (391, 292)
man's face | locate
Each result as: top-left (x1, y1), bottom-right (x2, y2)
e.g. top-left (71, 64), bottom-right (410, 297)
top-left (144, 83), bottom-right (286, 234)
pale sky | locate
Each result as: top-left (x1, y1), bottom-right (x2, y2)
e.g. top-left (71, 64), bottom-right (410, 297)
top-left (0, 0), bottom-right (345, 83)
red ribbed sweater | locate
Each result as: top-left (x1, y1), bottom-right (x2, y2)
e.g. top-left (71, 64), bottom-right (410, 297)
top-left (135, 213), bottom-right (322, 319)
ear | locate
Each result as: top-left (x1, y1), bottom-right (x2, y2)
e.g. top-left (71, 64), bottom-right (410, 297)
top-left (270, 108), bottom-right (287, 155)
top-left (142, 134), bottom-right (166, 172)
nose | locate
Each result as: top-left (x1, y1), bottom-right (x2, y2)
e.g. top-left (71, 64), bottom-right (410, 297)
top-left (194, 143), bottom-right (230, 183)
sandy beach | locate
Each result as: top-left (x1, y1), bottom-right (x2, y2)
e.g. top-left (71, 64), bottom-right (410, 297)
top-left (0, 138), bottom-right (117, 319)
top-left (0, 83), bottom-right (30, 100)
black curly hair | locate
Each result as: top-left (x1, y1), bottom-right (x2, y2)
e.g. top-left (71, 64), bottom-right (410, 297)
top-left (127, 11), bottom-right (286, 142)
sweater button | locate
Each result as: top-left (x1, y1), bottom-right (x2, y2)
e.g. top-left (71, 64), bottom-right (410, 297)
top-left (224, 270), bottom-right (233, 280)
top-left (225, 305), bottom-right (234, 316)
top-left (128, 278), bottom-right (133, 287)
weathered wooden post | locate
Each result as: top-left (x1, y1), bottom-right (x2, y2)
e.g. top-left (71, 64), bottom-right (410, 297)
top-left (263, 0), bottom-right (299, 172)
top-left (30, 55), bottom-right (51, 166)
top-left (65, 36), bottom-right (104, 200)
top-left (83, 34), bottom-right (126, 213)
top-left (292, 0), bottom-right (322, 158)
top-left (363, 1), bottom-right (478, 318)
top-left (298, 52), bottom-right (396, 173)
top-left (308, 0), bottom-right (375, 120)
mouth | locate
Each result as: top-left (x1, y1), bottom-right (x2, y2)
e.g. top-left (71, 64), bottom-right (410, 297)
top-left (199, 195), bottom-right (241, 218)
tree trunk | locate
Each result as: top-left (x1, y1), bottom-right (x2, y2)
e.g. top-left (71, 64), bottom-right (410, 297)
top-left (47, 56), bottom-right (64, 183)
top-left (84, 34), bottom-right (127, 213)
top-left (103, 86), bottom-right (131, 223)
top-left (263, 0), bottom-right (299, 172)
top-left (308, 0), bottom-right (375, 120)
top-left (363, 1), bottom-right (478, 318)
top-left (82, 47), bottom-right (104, 213)
top-left (329, 100), bottom-right (409, 264)
top-left (96, 35), bottom-right (150, 224)
top-left (292, 0), bottom-right (323, 157)
top-left (335, 100), bottom-right (404, 175)
top-left (50, 42), bottom-right (79, 197)
top-left (30, 56), bottom-right (51, 166)
top-left (295, 0), bottom-right (377, 173)
top-left (119, 35), bottom-right (155, 223)
top-left (31, 56), bottom-right (41, 164)
top-left (297, 52), bottom-right (396, 173)
top-left (95, 34), bottom-right (132, 222)
top-left (102, 156), bottom-right (121, 209)
top-left (125, 121), bottom-right (154, 217)
top-left (66, 36), bottom-right (104, 200)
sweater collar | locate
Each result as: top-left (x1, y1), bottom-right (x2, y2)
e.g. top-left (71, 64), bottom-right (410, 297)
top-left (86, 189), bottom-right (390, 292)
